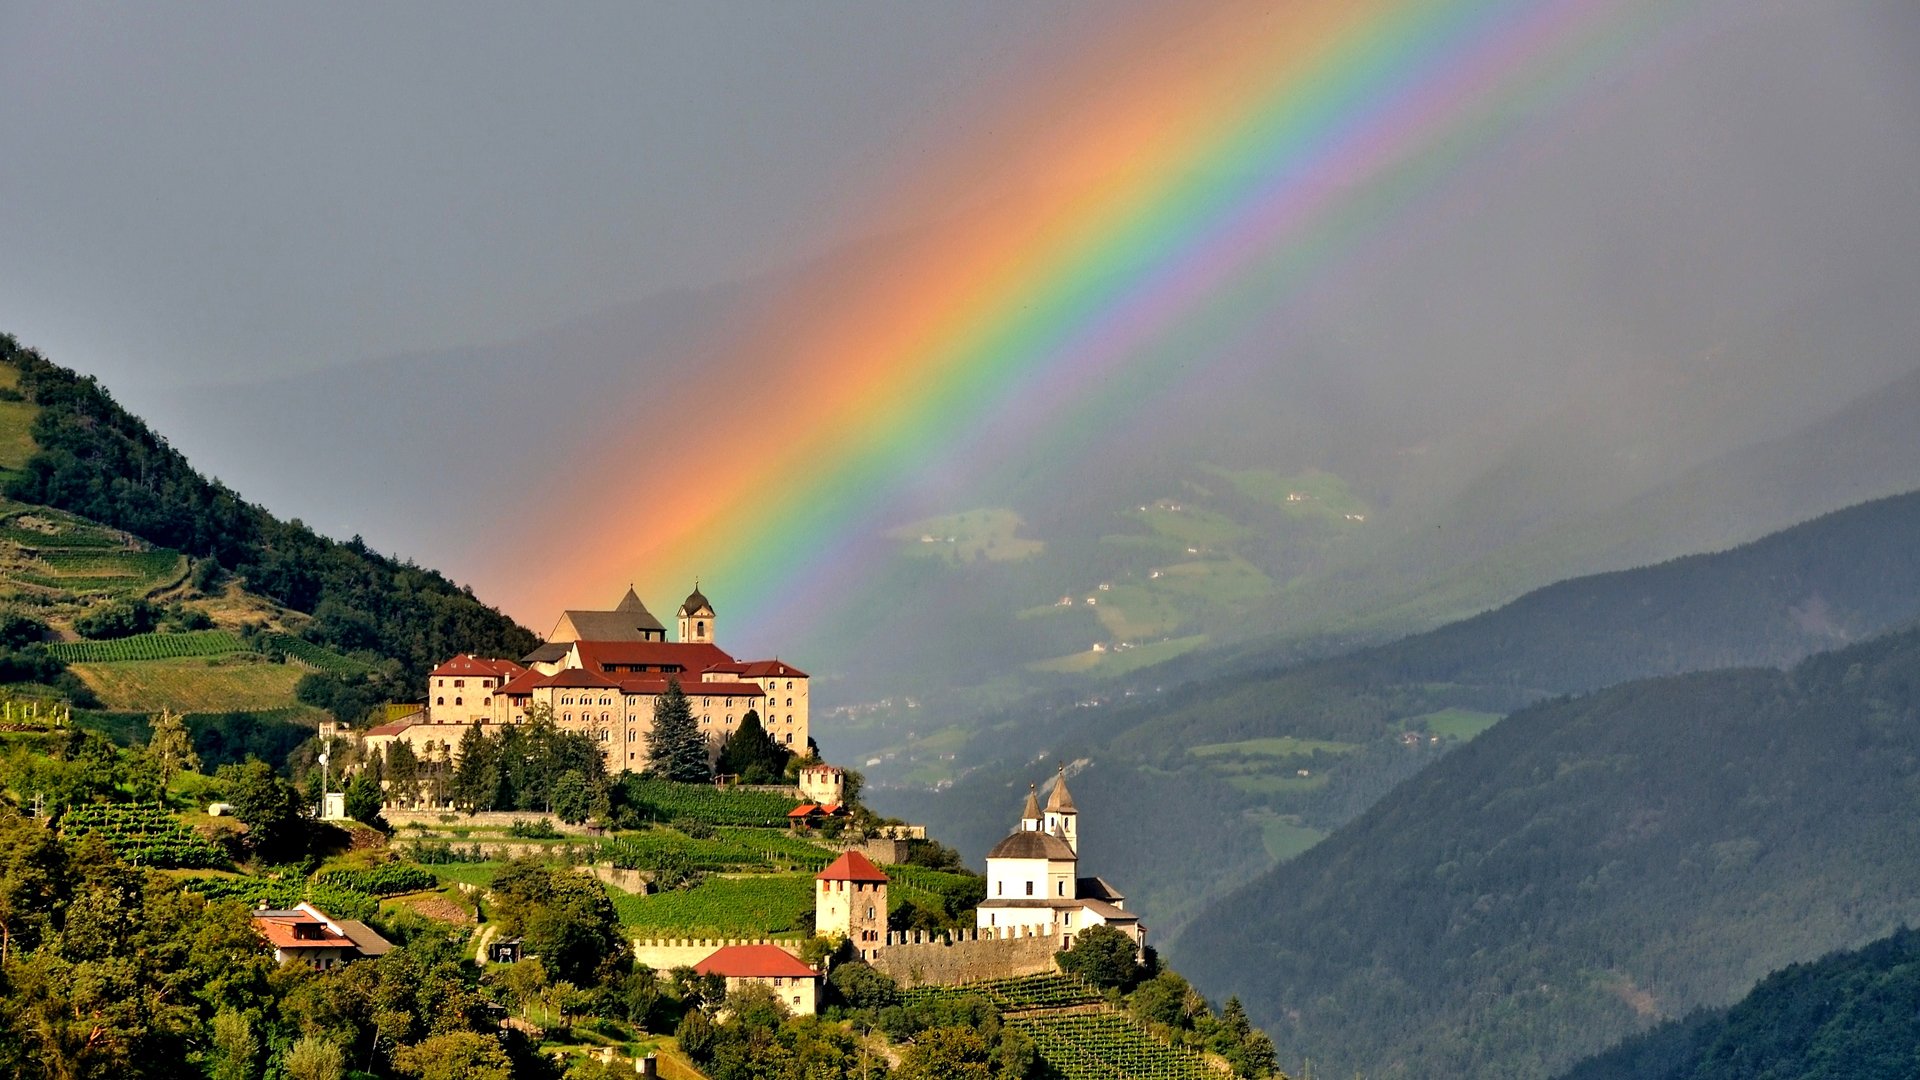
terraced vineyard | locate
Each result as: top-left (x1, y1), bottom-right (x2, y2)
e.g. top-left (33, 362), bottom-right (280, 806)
top-left (181, 873), bottom-right (378, 920)
top-left (902, 973), bottom-right (1103, 1011)
top-left (618, 778), bottom-right (801, 826)
top-left (602, 826), bottom-right (833, 873)
top-left (62, 803), bottom-right (229, 869)
top-left (48, 629), bottom-right (245, 663)
top-left (613, 872), bottom-right (813, 935)
top-left (68, 656), bottom-right (307, 712)
top-left (264, 632), bottom-right (373, 675)
top-left (1013, 1013), bottom-right (1219, 1080)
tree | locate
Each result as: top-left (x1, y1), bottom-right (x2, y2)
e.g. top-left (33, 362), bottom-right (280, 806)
top-left (143, 708), bottom-right (199, 798)
top-left (219, 760), bottom-right (307, 862)
top-left (646, 679), bottom-right (709, 783)
top-left (210, 1007), bottom-right (260, 1080)
top-left (0, 610), bottom-right (48, 649)
top-left (385, 740), bottom-right (420, 805)
top-left (451, 721), bottom-right (498, 813)
top-left (281, 1036), bottom-right (344, 1080)
top-left (1055, 925), bottom-right (1142, 990)
top-left (716, 709), bottom-right (787, 782)
top-left (345, 771), bottom-right (388, 832)
top-left (391, 1032), bottom-right (514, 1080)
top-left (896, 1026), bottom-right (994, 1080)
top-left (551, 771), bottom-right (591, 825)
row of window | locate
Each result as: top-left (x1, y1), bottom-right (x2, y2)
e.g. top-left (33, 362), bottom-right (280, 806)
top-left (435, 696), bottom-right (492, 707)
top-left (994, 880), bottom-right (1070, 897)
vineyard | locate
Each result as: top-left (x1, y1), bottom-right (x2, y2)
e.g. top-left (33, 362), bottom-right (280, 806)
top-left (314, 864), bottom-right (439, 896)
top-left (619, 779), bottom-right (801, 826)
top-left (263, 633), bottom-right (372, 675)
top-left (68, 657), bottom-right (307, 713)
top-left (48, 629), bottom-right (244, 663)
top-left (16, 549), bottom-right (188, 595)
top-left (1013, 1013), bottom-right (1220, 1080)
top-left (903, 973), bottom-right (1104, 1012)
top-left (61, 803), bottom-right (229, 869)
top-left (612, 872), bottom-right (814, 935)
top-left (602, 826), bottom-right (833, 874)
top-left (182, 873), bottom-right (379, 921)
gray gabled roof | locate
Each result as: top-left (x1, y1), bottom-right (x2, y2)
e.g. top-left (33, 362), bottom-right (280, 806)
top-left (986, 829), bottom-right (1077, 862)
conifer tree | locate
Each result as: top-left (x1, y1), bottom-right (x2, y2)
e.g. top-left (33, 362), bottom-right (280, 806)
top-left (647, 678), bottom-right (709, 783)
top-left (142, 707), bottom-right (199, 797)
top-left (717, 708), bottom-right (786, 782)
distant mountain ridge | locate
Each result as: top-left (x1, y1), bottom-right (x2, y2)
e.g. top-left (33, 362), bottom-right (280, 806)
top-left (1559, 925), bottom-right (1920, 1080)
top-left (1173, 624), bottom-right (1920, 1079)
top-left (880, 487), bottom-right (1920, 950)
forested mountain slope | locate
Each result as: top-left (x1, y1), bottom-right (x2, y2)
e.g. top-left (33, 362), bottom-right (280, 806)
top-left (0, 335), bottom-right (536, 689)
top-left (883, 489), bottom-right (1920, 937)
top-left (1174, 626), bottom-right (1920, 1080)
top-left (1560, 925), bottom-right (1920, 1080)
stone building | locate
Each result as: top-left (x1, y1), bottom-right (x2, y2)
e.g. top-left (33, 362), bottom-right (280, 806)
top-left (364, 585), bottom-right (809, 774)
top-left (693, 944), bottom-right (822, 1015)
top-left (816, 850), bottom-right (889, 954)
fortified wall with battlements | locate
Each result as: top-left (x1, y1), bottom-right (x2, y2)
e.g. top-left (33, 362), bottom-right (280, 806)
top-left (867, 928), bottom-right (1059, 987)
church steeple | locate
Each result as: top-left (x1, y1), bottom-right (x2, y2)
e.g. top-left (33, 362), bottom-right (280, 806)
top-left (1044, 765), bottom-right (1078, 854)
top-left (677, 580), bottom-right (715, 644)
top-left (1020, 784), bottom-right (1042, 832)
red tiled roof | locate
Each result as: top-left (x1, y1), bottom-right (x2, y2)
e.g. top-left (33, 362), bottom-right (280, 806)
top-left (363, 719), bottom-right (417, 737)
top-left (694, 944), bottom-right (817, 979)
top-left (816, 850), bottom-right (889, 884)
top-left (737, 660), bottom-right (809, 679)
top-left (535, 668), bottom-right (622, 689)
top-left (496, 669), bottom-right (545, 697)
top-left (787, 804), bottom-right (820, 818)
top-left (254, 919), bottom-right (355, 949)
top-left (430, 654), bottom-right (525, 679)
top-left (573, 640), bottom-right (737, 673)
top-left (611, 677), bottom-right (762, 698)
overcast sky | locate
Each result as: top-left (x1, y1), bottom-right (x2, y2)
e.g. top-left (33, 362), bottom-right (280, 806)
top-left (0, 2), bottom-right (1144, 390)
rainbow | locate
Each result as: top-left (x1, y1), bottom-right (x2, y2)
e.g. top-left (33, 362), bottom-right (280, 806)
top-left (495, 0), bottom-right (1698, 649)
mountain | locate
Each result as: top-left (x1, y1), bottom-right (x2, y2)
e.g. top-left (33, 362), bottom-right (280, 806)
top-left (0, 335), bottom-right (537, 707)
top-left (1559, 925), bottom-right (1920, 1080)
top-left (1172, 625), bottom-right (1920, 1079)
top-left (874, 488), bottom-right (1920, 943)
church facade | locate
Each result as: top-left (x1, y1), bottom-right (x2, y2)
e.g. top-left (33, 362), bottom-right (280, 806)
top-left (364, 585), bottom-right (809, 774)
top-left (975, 767), bottom-right (1143, 950)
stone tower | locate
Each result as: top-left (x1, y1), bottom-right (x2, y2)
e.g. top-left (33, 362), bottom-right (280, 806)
top-left (816, 850), bottom-right (889, 952)
top-left (677, 582), bottom-right (715, 644)
top-left (1044, 765), bottom-right (1078, 855)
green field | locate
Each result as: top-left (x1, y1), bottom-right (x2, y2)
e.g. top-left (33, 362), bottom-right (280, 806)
top-left (1191, 736), bottom-right (1362, 760)
top-left (889, 507), bottom-right (1044, 565)
top-left (1248, 811), bottom-right (1328, 863)
top-left (70, 655), bottom-right (307, 712)
top-left (1029, 635), bottom-right (1207, 677)
top-left (613, 873), bottom-right (814, 935)
top-left (1206, 465), bottom-right (1370, 520)
top-left (1408, 708), bottom-right (1504, 740)
top-left (1226, 772), bottom-right (1331, 796)
top-left (1125, 504), bottom-right (1250, 547)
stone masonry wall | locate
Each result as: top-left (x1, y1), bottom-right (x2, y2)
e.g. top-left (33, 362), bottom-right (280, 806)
top-left (867, 928), bottom-right (1058, 987)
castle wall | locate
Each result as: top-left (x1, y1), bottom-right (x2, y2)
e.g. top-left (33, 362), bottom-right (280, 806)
top-left (631, 937), bottom-right (803, 971)
top-left (867, 928), bottom-right (1059, 987)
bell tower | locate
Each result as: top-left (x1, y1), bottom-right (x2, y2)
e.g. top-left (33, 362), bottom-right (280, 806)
top-left (677, 581), bottom-right (715, 644)
top-left (1044, 765), bottom-right (1078, 855)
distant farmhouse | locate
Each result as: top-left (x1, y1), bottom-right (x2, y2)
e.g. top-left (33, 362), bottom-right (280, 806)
top-left (364, 585), bottom-right (808, 775)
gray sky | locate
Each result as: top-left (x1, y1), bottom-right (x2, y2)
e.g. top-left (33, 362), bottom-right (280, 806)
top-left (0, 2), bottom-right (1133, 389)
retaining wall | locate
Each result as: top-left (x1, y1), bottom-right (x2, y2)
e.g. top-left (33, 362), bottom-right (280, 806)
top-left (632, 937), bottom-right (804, 971)
top-left (867, 927), bottom-right (1058, 987)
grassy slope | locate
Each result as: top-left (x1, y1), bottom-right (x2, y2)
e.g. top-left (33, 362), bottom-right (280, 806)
top-left (1176, 625), bottom-right (1920, 1080)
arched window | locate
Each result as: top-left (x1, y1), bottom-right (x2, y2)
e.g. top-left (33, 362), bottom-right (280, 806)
top-left (435, 697), bottom-right (444, 705)
top-left (697, 620), bottom-right (705, 637)
top-left (628, 731), bottom-right (636, 742)
top-left (785, 733), bottom-right (793, 744)
top-left (454, 697), bottom-right (462, 706)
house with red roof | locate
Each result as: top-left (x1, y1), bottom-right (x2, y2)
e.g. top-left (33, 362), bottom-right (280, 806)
top-left (252, 902), bottom-right (392, 971)
top-left (694, 944), bottom-right (823, 1015)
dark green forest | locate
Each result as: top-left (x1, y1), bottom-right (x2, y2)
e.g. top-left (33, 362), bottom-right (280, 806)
top-left (0, 335), bottom-right (536, 689)
top-left (1173, 624), bottom-right (1920, 1079)
top-left (1560, 925), bottom-right (1920, 1080)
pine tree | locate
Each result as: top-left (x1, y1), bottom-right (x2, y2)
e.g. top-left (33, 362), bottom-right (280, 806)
top-left (647, 678), bottom-right (709, 783)
top-left (717, 708), bottom-right (786, 782)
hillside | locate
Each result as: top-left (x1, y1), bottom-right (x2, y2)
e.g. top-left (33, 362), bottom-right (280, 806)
top-left (1559, 926), bottom-right (1920, 1080)
top-left (879, 488), bottom-right (1920, 937)
top-left (0, 334), bottom-right (537, 699)
top-left (1172, 625), bottom-right (1920, 1079)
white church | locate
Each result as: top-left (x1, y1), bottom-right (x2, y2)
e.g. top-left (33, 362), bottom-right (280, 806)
top-left (976, 766), bottom-right (1144, 949)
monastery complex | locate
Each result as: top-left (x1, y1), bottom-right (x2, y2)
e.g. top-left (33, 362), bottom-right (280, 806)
top-left (364, 585), bottom-right (809, 773)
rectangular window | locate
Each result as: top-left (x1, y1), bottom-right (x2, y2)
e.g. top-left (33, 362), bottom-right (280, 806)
top-left (1026, 882), bottom-right (1034, 896)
